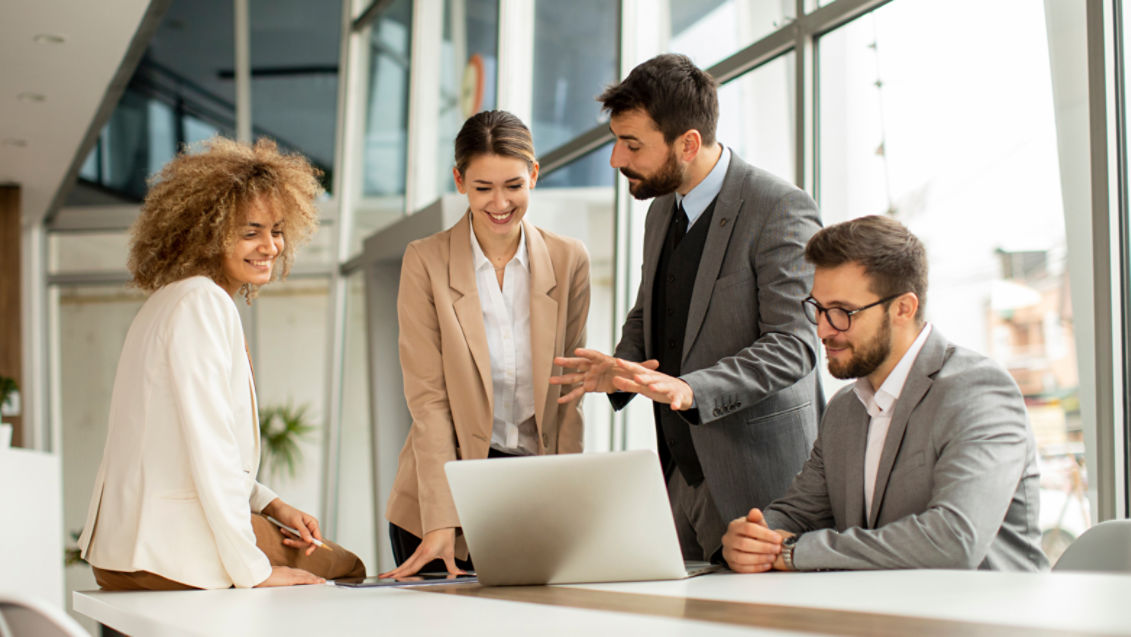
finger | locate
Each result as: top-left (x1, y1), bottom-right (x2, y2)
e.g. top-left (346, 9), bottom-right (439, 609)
top-left (304, 516), bottom-right (323, 542)
top-left (552, 356), bottom-right (588, 371)
top-left (640, 359), bottom-right (660, 370)
top-left (441, 556), bottom-right (466, 576)
top-left (610, 375), bottom-right (648, 395)
top-left (556, 386), bottom-right (585, 404)
top-left (549, 371), bottom-right (585, 385)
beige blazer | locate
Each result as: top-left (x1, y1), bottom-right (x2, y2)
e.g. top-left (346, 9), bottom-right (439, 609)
top-left (77, 276), bottom-right (278, 589)
top-left (386, 214), bottom-right (590, 556)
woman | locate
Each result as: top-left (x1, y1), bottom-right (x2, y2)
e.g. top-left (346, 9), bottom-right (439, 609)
top-left (77, 137), bottom-right (365, 590)
top-left (382, 110), bottom-right (590, 577)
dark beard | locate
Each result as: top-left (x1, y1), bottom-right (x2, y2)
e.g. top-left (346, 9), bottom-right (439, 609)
top-left (621, 150), bottom-right (683, 200)
top-left (827, 314), bottom-right (892, 380)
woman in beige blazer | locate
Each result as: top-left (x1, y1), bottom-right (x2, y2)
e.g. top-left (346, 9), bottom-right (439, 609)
top-left (382, 111), bottom-right (590, 577)
top-left (78, 138), bottom-right (364, 590)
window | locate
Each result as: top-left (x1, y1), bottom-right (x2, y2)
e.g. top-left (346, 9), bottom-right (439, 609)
top-left (817, 0), bottom-right (1090, 560)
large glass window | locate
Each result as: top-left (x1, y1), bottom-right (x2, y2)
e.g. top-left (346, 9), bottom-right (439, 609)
top-left (250, 0), bottom-right (342, 191)
top-left (531, 0), bottom-right (617, 153)
top-left (718, 52), bottom-right (796, 184)
top-left (670, 0), bottom-right (795, 69)
top-left (817, 0), bottom-right (1089, 560)
top-left (435, 0), bottom-right (499, 196)
top-left (356, 0), bottom-right (413, 255)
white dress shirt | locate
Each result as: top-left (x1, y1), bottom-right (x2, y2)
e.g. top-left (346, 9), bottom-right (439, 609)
top-left (470, 224), bottom-right (538, 455)
top-left (853, 323), bottom-right (933, 517)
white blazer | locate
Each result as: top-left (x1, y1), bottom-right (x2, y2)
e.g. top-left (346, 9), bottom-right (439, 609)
top-left (78, 276), bottom-right (278, 589)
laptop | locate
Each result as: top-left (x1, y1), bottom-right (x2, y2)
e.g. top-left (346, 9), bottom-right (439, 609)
top-left (444, 449), bottom-right (719, 586)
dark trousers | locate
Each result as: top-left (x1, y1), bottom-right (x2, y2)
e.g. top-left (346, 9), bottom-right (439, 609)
top-left (389, 446), bottom-right (522, 571)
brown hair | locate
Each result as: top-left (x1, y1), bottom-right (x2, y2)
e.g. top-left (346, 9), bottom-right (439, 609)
top-left (598, 53), bottom-right (719, 146)
top-left (805, 215), bottom-right (928, 321)
top-left (454, 110), bottom-right (536, 175)
top-left (128, 137), bottom-right (322, 300)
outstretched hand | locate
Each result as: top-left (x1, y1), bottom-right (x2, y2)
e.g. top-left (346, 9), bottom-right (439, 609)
top-left (550, 348), bottom-right (659, 404)
top-left (610, 358), bottom-right (695, 410)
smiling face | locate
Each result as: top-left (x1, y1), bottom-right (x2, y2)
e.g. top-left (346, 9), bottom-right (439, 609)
top-left (609, 108), bottom-right (686, 200)
top-left (454, 153), bottom-right (539, 242)
top-left (811, 262), bottom-right (897, 383)
top-left (219, 198), bottom-right (284, 296)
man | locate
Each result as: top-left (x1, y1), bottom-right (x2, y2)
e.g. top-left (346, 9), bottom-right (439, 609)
top-left (552, 54), bottom-right (822, 561)
top-left (721, 215), bottom-right (1048, 572)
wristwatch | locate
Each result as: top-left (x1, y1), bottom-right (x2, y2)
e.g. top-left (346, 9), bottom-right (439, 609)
top-left (780, 534), bottom-right (800, 571)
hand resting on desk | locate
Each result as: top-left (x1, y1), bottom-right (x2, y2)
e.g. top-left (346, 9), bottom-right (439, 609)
top-left (379, 527), bottom-right (467, 579)
top-left (722, 508), bottom-right (793, 573)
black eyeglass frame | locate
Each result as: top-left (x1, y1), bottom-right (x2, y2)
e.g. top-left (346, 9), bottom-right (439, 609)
top-left (802, 292), bottom-right (907, 332)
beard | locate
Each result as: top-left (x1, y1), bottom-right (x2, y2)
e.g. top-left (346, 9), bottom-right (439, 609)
top-left (621, 149), bottom-right (684, 200)
top-left (826, 314), bottom-right (893, 380)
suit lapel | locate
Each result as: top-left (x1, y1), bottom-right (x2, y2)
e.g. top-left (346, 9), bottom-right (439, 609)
top-left (641, 194), bottom-right (675, 357)
top-left (525, 221), bottom-right (558, 444)
top-left (867, 329), bottom-right (947, 527)
top-left (683, 154), bottom-right (742, 362)
top-left (449, 214), bottom-right (494, 414)
top-left (841, 397), bottom-right (870, 529)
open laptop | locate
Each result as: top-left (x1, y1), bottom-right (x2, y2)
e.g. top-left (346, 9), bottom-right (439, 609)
top-left (444, 449), bottom-right (719, 586)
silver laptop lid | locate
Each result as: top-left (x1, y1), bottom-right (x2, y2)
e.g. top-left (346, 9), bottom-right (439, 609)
top-left (444, 450), bottom-right (688, 585)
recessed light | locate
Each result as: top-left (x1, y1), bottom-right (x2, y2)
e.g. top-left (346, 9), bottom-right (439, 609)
top-left (33, 33), bottom-right (65, 45)
top-left (17, 92), bottom-right (46, 103)
top-left (2, 138), bottom-right (28, 148)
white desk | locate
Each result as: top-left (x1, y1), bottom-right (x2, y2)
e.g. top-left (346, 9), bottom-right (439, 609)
top-left (75, 570), bottom-right (1131, 636)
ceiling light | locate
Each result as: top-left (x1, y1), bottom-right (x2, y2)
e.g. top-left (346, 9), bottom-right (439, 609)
top-left (2, 138), bottom-right (28, 148)
top-left (33, 33), bottom-right (65, 45)
top-left (17, 92), bottom-right (45, 103)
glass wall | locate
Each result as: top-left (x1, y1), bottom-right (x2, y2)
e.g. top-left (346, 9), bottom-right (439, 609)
top-left (250, 0), bottom-right (342, 190)
top-left (355, 0), bottom-right (413, 256)
top-left (531, 0), bottom-right (618, 153)
top-left (670, 0), bottom-right (794, 69)
top-left (718, 52), bottom-right (796, 184)
top-left (816, 0), bottom-right (1089, 560)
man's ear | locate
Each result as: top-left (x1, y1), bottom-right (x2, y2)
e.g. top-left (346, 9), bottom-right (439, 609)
top-left (893, 292), bottom-right (920, 325)
top-left (678, 130), bottom-right (702, 162)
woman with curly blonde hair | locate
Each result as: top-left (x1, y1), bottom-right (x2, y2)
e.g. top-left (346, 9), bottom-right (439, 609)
top-left (78, 137), bottom-right (365, 590)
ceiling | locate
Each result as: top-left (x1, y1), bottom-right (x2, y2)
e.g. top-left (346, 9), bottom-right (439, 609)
top-left (0, 0), bottom-right (162, 227)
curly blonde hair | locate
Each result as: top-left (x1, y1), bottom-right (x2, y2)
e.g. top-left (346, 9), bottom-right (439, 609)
top-left (128, 136), bottom-right (322, 300)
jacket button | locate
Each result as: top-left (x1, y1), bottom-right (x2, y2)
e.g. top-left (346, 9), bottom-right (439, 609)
top-left (713, 408), bottom-right (722, 417)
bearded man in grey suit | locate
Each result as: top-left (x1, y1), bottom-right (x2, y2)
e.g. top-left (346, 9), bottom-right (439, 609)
top-left (722, 215), bottom-right (1048, 572)
top-left (552, 54), bottom-right (822, 561)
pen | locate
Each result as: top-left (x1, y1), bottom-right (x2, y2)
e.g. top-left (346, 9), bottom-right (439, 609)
top-left (266, 515), bottom-right (333, 551)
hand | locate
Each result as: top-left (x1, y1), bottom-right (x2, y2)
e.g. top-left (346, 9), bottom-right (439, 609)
top-left (610, 359), bottom-right (695, 410)
top-left (721, 508), bottom-right (787, 573)
top-left (263, 499), bottom-right (324, 556)
top-left (551, 348), bottom-right (659, 404)
top-left (378, 527), bottom-right (464, 579)
top-left (255, 565), bottom-right (325, 587)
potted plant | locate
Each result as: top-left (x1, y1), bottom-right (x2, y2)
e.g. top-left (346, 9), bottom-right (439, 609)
top-left (258, 402), bottom-right (317, 479)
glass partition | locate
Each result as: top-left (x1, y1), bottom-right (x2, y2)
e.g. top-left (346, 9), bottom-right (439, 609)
top-left (531, 0), bottom-right (617, 153)
top-left (718, 51), bottom-right (796, 184)
top-left (670, 0), bottom-right (795, 69)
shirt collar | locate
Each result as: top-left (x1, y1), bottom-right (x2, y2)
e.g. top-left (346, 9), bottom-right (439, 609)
top-left (470, 219), bottom-right (528, 272)
top-left (675, 145), bottom-right (731, 228)
top-left (853, 323), bottom-right (933, 417)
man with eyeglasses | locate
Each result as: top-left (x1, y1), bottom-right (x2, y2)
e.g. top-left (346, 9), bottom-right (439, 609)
top-left (721, 215), bottom-right (1048, 572)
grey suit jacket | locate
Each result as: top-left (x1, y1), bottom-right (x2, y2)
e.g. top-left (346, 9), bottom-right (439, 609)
top-left (612, 150), bottom-right (822, 523)
top-left (763, 328), bottom-right (1049, 571)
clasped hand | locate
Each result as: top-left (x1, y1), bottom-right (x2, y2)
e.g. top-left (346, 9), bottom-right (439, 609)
top-left (550, 348), bottom-right (695, 410)
top-left (721, 508), bottom-right (794, 573)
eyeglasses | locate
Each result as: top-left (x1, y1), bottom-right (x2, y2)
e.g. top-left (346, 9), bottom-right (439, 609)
top-left (802, 293), bottom-right (906, 332)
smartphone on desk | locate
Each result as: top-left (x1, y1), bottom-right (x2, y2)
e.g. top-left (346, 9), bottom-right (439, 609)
top-left (332, 572), bottom-right (478, 588)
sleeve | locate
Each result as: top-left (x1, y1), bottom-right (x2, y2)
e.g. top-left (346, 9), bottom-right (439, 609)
top-left (556, 243), bottom-right (590, 453)
top-left (789, 367), bottom-right (1031, 571)
top-left (762, 427), bottom-right (836, 534)
top-left (398, 243), bottom-right (462, 534)
top-left (679, 189), bottom-right (821, 425)
top-left (164, 288), bottom-right (272, 588)
top-left (249, 482), bottom-right (278, 513)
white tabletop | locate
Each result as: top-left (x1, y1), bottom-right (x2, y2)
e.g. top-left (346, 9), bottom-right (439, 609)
top-left (75, 569), bottom-right (1131, 636)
